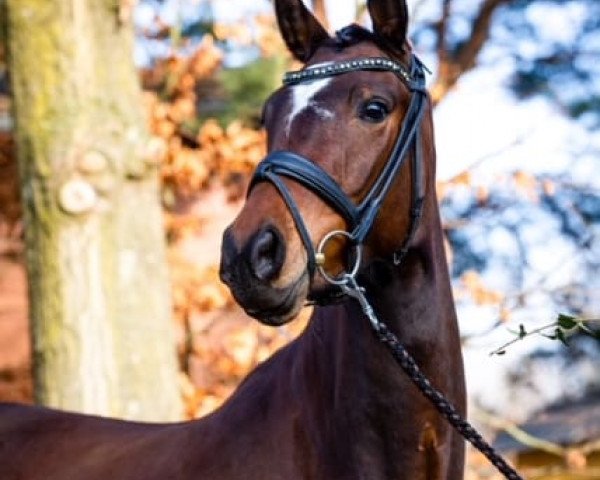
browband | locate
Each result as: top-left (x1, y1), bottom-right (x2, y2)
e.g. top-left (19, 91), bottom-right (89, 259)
top-left (283, 57), bottom-right (414, 87)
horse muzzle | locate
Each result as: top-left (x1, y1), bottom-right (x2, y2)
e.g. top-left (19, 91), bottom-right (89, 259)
top-left (219, 225), bottom-right (309, 326)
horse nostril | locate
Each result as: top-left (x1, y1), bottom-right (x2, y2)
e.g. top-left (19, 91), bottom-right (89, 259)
top-left (249, 226), bottom-right (285, 281)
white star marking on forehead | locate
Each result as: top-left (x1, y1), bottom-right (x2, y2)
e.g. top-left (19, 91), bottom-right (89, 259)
top-left (286, 64), bottom-right (336, 136)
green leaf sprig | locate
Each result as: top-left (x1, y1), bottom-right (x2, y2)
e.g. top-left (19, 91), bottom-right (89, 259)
top-left (490, 314), bottom-right (599, 356)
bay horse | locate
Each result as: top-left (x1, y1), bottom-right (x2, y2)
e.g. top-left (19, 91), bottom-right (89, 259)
top-left (0, 0), bottom-right (466, 478)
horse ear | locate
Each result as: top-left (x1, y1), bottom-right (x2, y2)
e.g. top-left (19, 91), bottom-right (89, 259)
top-left (274, 0), bottom-right (330, 62)
top-left (367, 0), bottom-right (409, 51)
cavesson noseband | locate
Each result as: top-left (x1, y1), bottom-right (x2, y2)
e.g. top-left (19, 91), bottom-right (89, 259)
top-left (249, 54), bottom-right (429, 283)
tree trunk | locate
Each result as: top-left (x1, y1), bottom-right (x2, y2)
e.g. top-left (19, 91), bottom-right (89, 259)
top-left (5, 0), bottom-right (182, 421)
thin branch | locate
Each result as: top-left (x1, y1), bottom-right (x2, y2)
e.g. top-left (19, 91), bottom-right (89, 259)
top-left (435, 0), bottom-right (453, 64)
top-left (311, 0), bottom-right (329, 31)
top-left (455, 0), bottom-right (509, 71)
top-left (581, 440), bottom-right (600, 456)
top-left (431, 0), bottom-right (511, 105)
top-left (489, 321), bottom-right (559, 356)
top-left (490, 317), bottom-right (600, 356)
top-left (441, 132), bottom-right (529, 186)
top-left (409, 0), bottom-right (430, 31)
top-left (472, 407), bottom-right (566, 457)
top-left (473, 407), bottom-right (600, 464)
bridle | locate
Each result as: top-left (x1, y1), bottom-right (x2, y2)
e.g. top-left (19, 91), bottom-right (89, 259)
top-left (248, 54), bottom-right (429, 283)
top-left (246, 50), bottom-right (525, 480)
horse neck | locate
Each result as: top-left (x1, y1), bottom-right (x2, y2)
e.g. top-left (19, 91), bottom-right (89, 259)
top-left (298, 190), bottom-right (463, 438)
top-left (365, 193), bottom-right (458, 348)
top-left (311, 184), bottom-right (457, 349)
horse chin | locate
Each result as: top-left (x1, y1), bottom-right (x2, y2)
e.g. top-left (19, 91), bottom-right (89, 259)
top-left (250, 302), bottom-right (304, 327)
top-left (240, 272), bottom-right (309, 327)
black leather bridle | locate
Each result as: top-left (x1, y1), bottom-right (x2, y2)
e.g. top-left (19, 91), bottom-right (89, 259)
top-left (246, 53), bottom-right (526, 480)
top-left (249, 54), bottom-right (429, 282)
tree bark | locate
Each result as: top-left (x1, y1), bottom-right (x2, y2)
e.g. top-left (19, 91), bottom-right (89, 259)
top-left (430, 0), bottom-right (510, 105)
top-left (5, 0), bottom-right (182, 421)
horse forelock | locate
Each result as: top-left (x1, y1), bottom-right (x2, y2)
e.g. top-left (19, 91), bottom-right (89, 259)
top-left (322, 24), bottom-right (408, 58)
top-left (332, 24), bottom-right (376, 50)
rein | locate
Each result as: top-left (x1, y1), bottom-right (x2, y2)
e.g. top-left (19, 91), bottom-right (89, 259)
top-left (249, 54), bottom-right (523, 480)
top-left (337, 269), bottom-right (523, 480)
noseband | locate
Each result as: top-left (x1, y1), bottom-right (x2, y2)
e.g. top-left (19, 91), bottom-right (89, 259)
top-left (249, 54), bottom-right (429, 284)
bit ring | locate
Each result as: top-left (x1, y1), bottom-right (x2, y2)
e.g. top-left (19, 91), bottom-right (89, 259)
top-left (315, 230), bottom-right (362, 286)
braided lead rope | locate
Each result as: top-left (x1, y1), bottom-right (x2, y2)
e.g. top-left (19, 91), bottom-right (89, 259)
top-left (340, 275), bottom-right (524, 480)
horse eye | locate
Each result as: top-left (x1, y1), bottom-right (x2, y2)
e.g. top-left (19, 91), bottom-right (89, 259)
top-left (359, 100), bottom-right (390, 123)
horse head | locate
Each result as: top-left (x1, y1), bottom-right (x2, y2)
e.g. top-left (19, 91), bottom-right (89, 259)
top-left (220, 0), bottom-right (435, 326)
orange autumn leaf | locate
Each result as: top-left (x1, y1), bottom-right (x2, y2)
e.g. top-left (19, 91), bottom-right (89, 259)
top-left (459, 270), bottom-right (503, 305)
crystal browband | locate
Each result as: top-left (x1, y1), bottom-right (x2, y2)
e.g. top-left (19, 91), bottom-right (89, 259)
top-left (283, 57), bottom-right (413, 86)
